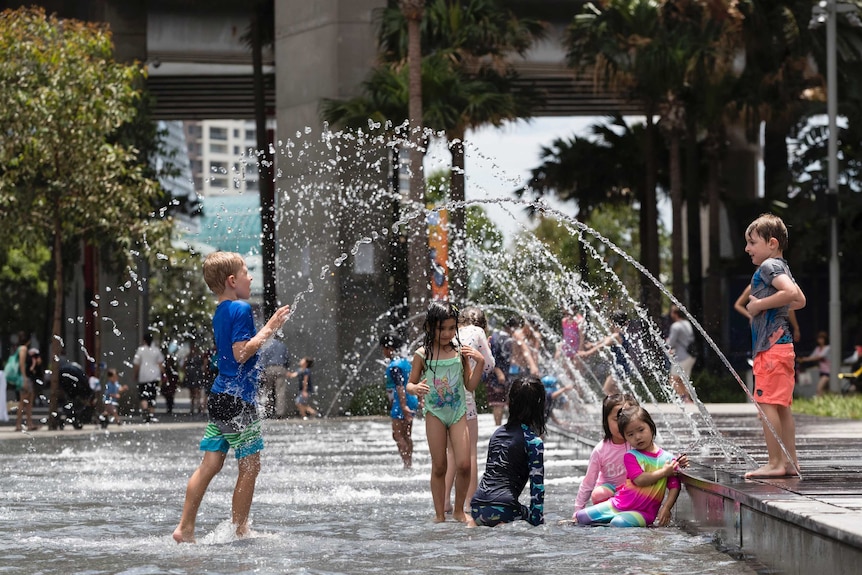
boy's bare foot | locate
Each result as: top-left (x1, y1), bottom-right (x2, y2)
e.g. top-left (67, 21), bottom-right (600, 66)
top-left (745, 464), bottom-right (790, 478)
top-left (452, 511), bottom-right (467, 523)
top-left (172, 526), bottom-right (195, 544)
top-left (433, 515), bottom-right (446, 523)
top-left (235, 524), bottom-right (252, 539)
top-left (466, 518), bottom-right (477, 528)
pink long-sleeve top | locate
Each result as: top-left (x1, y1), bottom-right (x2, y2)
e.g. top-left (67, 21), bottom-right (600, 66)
top-left (573, 439), bottom-right (629, 512)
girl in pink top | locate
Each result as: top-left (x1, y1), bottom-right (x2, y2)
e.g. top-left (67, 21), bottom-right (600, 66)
top-left (572, 393), bottom-right (636, 516)
top-left (575, 406), bottom-right (689, 527)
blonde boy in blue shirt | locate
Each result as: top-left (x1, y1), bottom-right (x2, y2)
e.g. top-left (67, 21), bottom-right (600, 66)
top-left (173, 251), bottom-right (291, 543)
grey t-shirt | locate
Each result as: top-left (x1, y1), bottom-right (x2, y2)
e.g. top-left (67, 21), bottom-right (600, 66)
top-left (750, 257), bottom-right (795, 356)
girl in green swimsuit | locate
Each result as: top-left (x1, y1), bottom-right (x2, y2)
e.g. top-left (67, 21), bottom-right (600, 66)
top-left (407, 301), bottom-right (485, 523)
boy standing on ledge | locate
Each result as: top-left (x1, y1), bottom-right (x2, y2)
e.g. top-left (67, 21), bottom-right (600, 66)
top-left (743, 214), bottom-right (806, 478)
top-left (173, 251), bottom-right (291, 543)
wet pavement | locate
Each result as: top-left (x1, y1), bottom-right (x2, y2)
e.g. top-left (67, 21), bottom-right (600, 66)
top-left (554, 402), bottom-right (862, 573)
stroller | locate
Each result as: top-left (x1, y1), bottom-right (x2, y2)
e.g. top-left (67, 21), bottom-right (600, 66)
top-left (58, 359), bottom-right (97, 428)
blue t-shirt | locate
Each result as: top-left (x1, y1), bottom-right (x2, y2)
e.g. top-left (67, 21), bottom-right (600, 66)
top-left (386, 357), bottom-right (417, 419)
top-left (210, 300), bottom-right (259, 404)
top-left (104, 381), bottom-right (121, 405)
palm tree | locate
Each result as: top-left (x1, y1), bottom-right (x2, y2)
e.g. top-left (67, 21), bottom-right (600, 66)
top-left (656, 0), bottom-right (746, 329)
top-left (379, 0), bottom-right (544, 300)
top-left (565, 0), bottom-right (666, 317)
top-left (519, 116), bottom-right (642, 279)
top-left (246, 0), bottom-right (277, 318)
top-left (397, 0), bottom-right (428, 328)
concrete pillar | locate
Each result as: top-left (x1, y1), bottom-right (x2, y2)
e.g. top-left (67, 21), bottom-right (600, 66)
top-left (274, 1), bottom-right (392, 414)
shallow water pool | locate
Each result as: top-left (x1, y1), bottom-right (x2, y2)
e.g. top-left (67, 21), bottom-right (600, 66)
top-left (0, 415), bottom-right (757, 575)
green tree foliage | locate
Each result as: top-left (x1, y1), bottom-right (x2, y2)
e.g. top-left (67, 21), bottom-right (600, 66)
top-left (0, 7), bottom-right (164, 426)
top-left (149, 248), bottom-right (216, 347)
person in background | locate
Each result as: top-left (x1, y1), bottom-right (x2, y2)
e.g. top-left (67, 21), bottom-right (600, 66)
top-left (258, 338), bottom-right (290, 418)
top-left (488, 316), bottom-right (518, 426)
top-left (133, 333), bottom-right (164, 423)
top-left (162, 352), bottom-right (180, 415)
top-left (16, 339), bottom-right (39, 432)
top-left (183, 339), bottom-right (209, 415)
top-left (666, 305), bottom-right (696, 402)
top-left (796, 331), bottom-right (830, 397)
top-left (289, 357), bottom-right (317, 419)
top-left (444, 305), bottom-right (495, 514)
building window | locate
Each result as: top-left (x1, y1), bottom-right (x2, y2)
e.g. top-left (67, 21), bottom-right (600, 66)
top-left (246, 129), bottom-right (256, 141)
top-left (209, 177), bottom-right (228, 188)
top-left (245, 179), bottom-right (258, 191)
top-left (210, 142), bottom-right (228, 154)
top-left (210, 161), bottom-right (227, 174)
top-left (210, 126), bottom-right (228, 140)
top-left (353, 244), bottom-right (375, 275)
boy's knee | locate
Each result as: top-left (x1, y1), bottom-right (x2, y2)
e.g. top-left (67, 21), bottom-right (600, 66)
top-left (238, 456), bottom-right (261, 476)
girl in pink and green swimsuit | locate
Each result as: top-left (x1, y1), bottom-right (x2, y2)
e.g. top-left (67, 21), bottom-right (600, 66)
top-left (407, 301), bottom-right (486, 523)
top-left (575, 406), bottom-right (689, 527)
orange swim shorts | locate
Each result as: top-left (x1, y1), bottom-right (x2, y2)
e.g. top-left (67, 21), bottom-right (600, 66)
top-left (752, 343), bottom-right (795, 406)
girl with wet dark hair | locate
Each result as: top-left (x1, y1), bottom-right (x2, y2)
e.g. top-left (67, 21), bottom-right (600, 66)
top-left (407, 300), bottom-right (485, 523)
top-left (468, 375), bottom-right (546, 527)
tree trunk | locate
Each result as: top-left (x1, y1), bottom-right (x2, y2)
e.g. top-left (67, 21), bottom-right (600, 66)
top-left (49, 215), bottom-right (64, 430)
top-left (448, 128), bottom-right (467, 302)
top-left (685, 113), bottom-right (703, 319)
top-left (252, 3), bottom-right (277, 319)
top-left (669, 132), bottom-right (684, 300)
top-left (763, 117), bottom-right (791, 202)
top-left (92, 245), bottom-right (101, 378)
top-left (704, 133), bottom-right (723, 337)
top-left (404, 2), bottom-right (427, 331)
top-left (640, 112), bottom-right (661, 318)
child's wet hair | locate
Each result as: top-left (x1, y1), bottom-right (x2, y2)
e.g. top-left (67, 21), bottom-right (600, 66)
top-left (303, 356), bottom-right (314, 368)
top-left (617, 405), bottom-right (657, 438)
top-left (202, 251), bottom-right (244, 295)
top-left (508, 375), bottom-right (547, 436)
top-left (459, 306), bottom-right (487, 330)
top-left (746, 213), bottom-right (788, 252)
top-left (379, 332), bottom-right (404, 349)
top-left (602, 393), bottom-right (639, 441)
top-left (421, 301), bottom-right (461, 369)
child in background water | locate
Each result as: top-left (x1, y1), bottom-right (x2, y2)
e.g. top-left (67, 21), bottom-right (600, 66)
top-left (407, 301), bottom-right (485, 523)
top-left (468, 375), bottom-right (545, 527)
top-left (380, 333), bottom-right (418, 469)
top-left (575, 405), bottom-right (688, 527)
top-left (572, 393), bottom-right (638, 517)
top-left (100, 368), bottom-right (127, 427)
